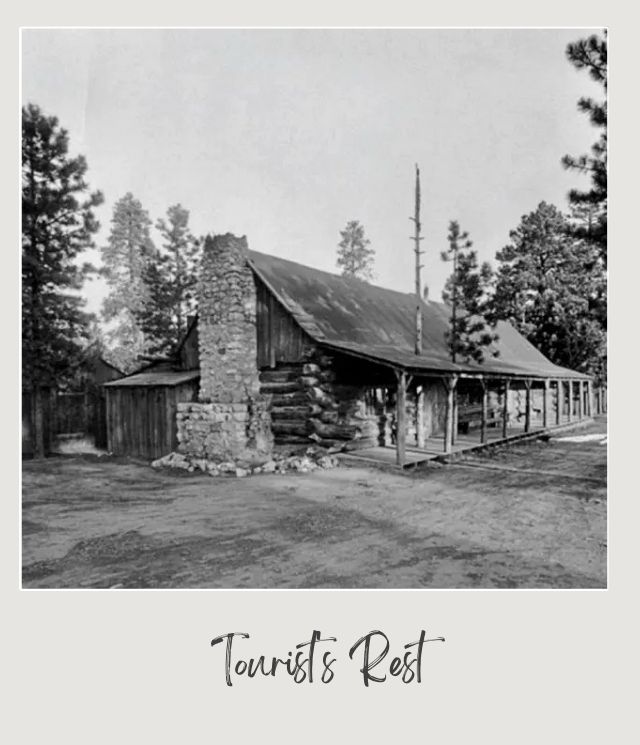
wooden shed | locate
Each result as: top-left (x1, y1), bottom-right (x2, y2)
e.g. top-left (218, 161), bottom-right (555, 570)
top-left (103, 369), bottom-right (199, 459)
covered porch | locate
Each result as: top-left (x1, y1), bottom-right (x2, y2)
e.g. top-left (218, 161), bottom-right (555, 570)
top-left (331, 349), bottom-right (598, 468)
top-left (389, 372), bottom-right (597, 467)
top-left (318, 341), bottom-right (601, 469)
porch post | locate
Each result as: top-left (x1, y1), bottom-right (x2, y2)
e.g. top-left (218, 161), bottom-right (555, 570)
top-left (502, 379), bottom-right (509, 439)
top-left (542, 379), bottom-right (549, 429)
top-left (444, 375), bottom-right (458, 453)
top-left (567, 380), bottom-right (573, 422)
top-left (416, 384), bottom-right (425, 448)
top-left (524, 379), bottom-right (532, 433)
top-left (577, 380), bottom-right (583, 420)
top-left (480, 378), bottom-right (488, 444)
top-left (555, 380), bottom-right (561, 425)
top-left (452, 389), bottom-right (459, 445)
top-left (395, 370), bottom-right (407, 466)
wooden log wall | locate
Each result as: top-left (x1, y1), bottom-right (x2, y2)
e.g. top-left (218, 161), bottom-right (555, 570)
top-left (260, 350), bottom-right (379, 450)
top-left (275, 377), bottom-right (451, 451)
top-left (260, 365), bottom-right (313, 444)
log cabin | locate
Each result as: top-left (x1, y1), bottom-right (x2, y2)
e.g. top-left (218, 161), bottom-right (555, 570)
top-left (104, 233), bottom-right (600, 464)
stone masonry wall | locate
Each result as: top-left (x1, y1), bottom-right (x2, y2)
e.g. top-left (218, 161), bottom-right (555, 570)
top-left (197, 233), bottom-right (260, 403)
top-left (372, 380), bottom-right (447, 448)
top-left (176, 400), bottom-right (272, 464)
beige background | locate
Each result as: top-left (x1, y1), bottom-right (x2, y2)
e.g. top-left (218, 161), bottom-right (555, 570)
top-left (4, 1), bottom-right (636, 742)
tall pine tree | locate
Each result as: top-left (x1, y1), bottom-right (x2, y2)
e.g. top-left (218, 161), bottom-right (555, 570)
top-left (101, 193), bottom-right (156, 371)
top-left (441, 221), bottom-right (497, 364)
top-left (562, 30), bottom-right (607, 262)
top-left (22, 103), bottom-right (103, 457)
top-left (139, 204), bottom-right (200, 355)
top-left (489, 201), bottom-right (605, 376)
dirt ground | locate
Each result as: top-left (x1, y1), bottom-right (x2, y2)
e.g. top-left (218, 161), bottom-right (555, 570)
top-left (22, 417), bottom-right (607, 589)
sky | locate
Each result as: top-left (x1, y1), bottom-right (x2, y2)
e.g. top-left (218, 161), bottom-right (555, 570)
top-left (21, 28), bottom-right (601, 316)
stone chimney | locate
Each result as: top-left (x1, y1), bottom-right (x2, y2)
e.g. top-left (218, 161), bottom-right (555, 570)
top-left (198, 234), bottom-right (260, 403)
top-left (175, 233), bottom-right (272, 464)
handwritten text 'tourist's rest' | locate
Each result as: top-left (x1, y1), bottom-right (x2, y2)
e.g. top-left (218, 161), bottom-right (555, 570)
top-left (210, 630), bottom-right (445, 687)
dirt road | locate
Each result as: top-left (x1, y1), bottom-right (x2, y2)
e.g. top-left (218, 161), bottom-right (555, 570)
top-left (22, 418), bottom-right (607, 589)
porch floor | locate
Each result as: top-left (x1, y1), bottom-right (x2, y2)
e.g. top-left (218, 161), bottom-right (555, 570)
top-left (338, 416), bottom-right (593, 469)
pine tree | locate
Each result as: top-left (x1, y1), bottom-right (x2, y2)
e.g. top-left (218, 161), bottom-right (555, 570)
top-left (140, 204), bottom-right (200, 354)
top-left (489, 202), bottom-right (605, 375)
top-left (336, 220), bottom-right (375, 281)
top-left (562, 31), bottom-right (607, 262)
top-left (22, 103), bottom-right (103, 457)
top-left (567, 201), bottom-right (607, 332)
top-left (441, 221), bottom-right (498, 364)
top-left (101, 193), bottom-right (156, 371)
top-left (138, 259), bottom-right (175, 356)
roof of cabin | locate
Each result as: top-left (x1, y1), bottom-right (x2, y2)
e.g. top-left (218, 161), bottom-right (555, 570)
top-left (246, 249), bottom-right (589, 380)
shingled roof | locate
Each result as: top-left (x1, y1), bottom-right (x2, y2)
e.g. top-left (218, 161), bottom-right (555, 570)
top-left (247, 250), bottom-right (589, 380)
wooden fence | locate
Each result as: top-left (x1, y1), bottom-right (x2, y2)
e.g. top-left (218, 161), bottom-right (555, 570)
top-left (22, 389), bottom-right (54, 457)
top-left (55, 392), bottom-right (88, 434)
top-left (22, 387), bottom-right (111, 455)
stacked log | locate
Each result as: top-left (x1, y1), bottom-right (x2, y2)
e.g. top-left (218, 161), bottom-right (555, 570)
top-left (260, 365), bottom-right (311, 445)
top-left (305, 371), bottom-right (379, 450)
top-left (259, 354), bottom-right (379, 450)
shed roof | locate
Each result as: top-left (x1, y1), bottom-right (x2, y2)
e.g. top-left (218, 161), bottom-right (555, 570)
top-left (103, 370), bottom-right (200, 388)
top-left (247, 250), bottom-right (589, 380)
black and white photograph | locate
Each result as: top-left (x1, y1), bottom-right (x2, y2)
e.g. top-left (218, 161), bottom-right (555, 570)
top-left (21, 27), bottom-right (607, 590)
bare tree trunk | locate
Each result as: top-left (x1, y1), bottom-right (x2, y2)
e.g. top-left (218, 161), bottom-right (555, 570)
top-left (413, 165), bottom-right (423, 355)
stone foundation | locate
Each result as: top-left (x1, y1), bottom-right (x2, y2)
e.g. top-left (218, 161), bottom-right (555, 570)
top-left (176, 400), bottom-right (272, 464)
